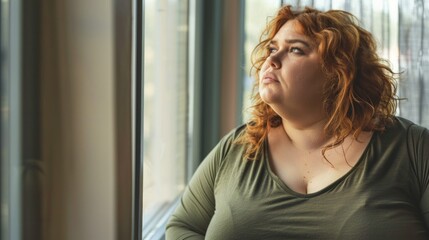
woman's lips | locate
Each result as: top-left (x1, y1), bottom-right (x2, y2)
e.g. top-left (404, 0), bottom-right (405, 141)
top-left (262, 72), bottom-right (279, 84)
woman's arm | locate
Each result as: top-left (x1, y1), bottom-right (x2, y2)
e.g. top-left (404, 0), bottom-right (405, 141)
top-left (417, 127), bottom-right (429, 229)
top-left (165, 139), bottom-right (225, 239)
top-left (410, 124), bottom-right (429, 230)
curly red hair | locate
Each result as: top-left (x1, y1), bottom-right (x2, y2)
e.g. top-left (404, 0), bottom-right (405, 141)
top-left (238, 5), bottom-right (398, 160)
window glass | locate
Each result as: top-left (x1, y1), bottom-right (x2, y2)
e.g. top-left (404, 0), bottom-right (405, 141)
top-left (142, 0), bottom-right (189, 237)
top-left (1, 0), bottom-right (22, 239)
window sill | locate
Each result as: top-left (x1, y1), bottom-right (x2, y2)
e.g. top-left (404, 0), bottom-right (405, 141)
top-left (142, 195), bottom-right (181, 240)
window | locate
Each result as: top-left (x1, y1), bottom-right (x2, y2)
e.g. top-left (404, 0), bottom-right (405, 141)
top-left (142, 0), bottom-right (191, 238)
top-left (1, 0), bottom-right (22, 239)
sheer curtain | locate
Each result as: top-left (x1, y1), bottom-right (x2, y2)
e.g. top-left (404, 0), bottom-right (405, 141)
top-left (276, 0), bottom-right (429, 127)
top-left (398, 0), bottom-right (429, 127)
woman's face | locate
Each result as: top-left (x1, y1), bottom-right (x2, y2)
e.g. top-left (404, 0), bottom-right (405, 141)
top-left (258, 20), bottom-right (327, 117)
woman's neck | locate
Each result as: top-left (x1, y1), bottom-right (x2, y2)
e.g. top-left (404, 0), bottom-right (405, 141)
top-left (281, 117), bottom-right (332, 152)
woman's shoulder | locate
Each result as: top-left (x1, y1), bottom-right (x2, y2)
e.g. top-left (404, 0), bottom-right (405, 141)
top-left (224, 123), bottom-right (248, 141)
top-left (215, 124), bottom-right (248, 157)
top-left (382, 116), bottom-right (427, 135)
top-left (392, 116), bottom-right (417, 129)
top-left (374, 116), bottom-right (428, 156)
top-left (389, 116), bottom-right (428, 137)
top-left (395, 116), bottom-right (429, 152)
top-left (389, 116), bottom-right (428, 169)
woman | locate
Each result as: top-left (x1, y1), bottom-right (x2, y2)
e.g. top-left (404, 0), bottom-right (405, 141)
top-left (166, 5), bottom-right (429, 239)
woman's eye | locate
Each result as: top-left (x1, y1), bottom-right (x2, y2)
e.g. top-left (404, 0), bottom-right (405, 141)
top-left (290, 47), bottom-right (304, 54)
top-left (268, 47), bottom-right (277, 55)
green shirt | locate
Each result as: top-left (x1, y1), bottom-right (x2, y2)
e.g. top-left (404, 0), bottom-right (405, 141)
top-left (166, 117), bottom-right (429, 239)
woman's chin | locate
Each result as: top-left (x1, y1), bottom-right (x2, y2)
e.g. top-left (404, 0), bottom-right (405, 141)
top-left (259, 89), bottom-right (281, 104)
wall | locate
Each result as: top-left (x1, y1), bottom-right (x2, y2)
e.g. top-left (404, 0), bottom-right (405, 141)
top-left (41, 0), bottom-right (116, 239)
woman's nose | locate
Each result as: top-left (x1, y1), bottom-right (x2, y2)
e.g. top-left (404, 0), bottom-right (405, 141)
top-left (267, 55), bottom-right (281, 69)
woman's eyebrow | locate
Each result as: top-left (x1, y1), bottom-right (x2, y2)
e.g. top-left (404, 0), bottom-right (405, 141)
top-left (285, 39), bottom-right (311, 48)
top-left (268, 40), bottom-right (278, 46)
top-left (269, 39), bottom-right (312, 48)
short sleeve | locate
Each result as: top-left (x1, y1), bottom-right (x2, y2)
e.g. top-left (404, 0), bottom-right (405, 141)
top-left (165, 128), bottom-right (239, 240)
top-left (409, 124), bottom-right (429, 229)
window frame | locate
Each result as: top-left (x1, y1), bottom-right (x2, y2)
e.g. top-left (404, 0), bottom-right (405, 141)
top-left (132, 0), bottom-right (144, 239)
